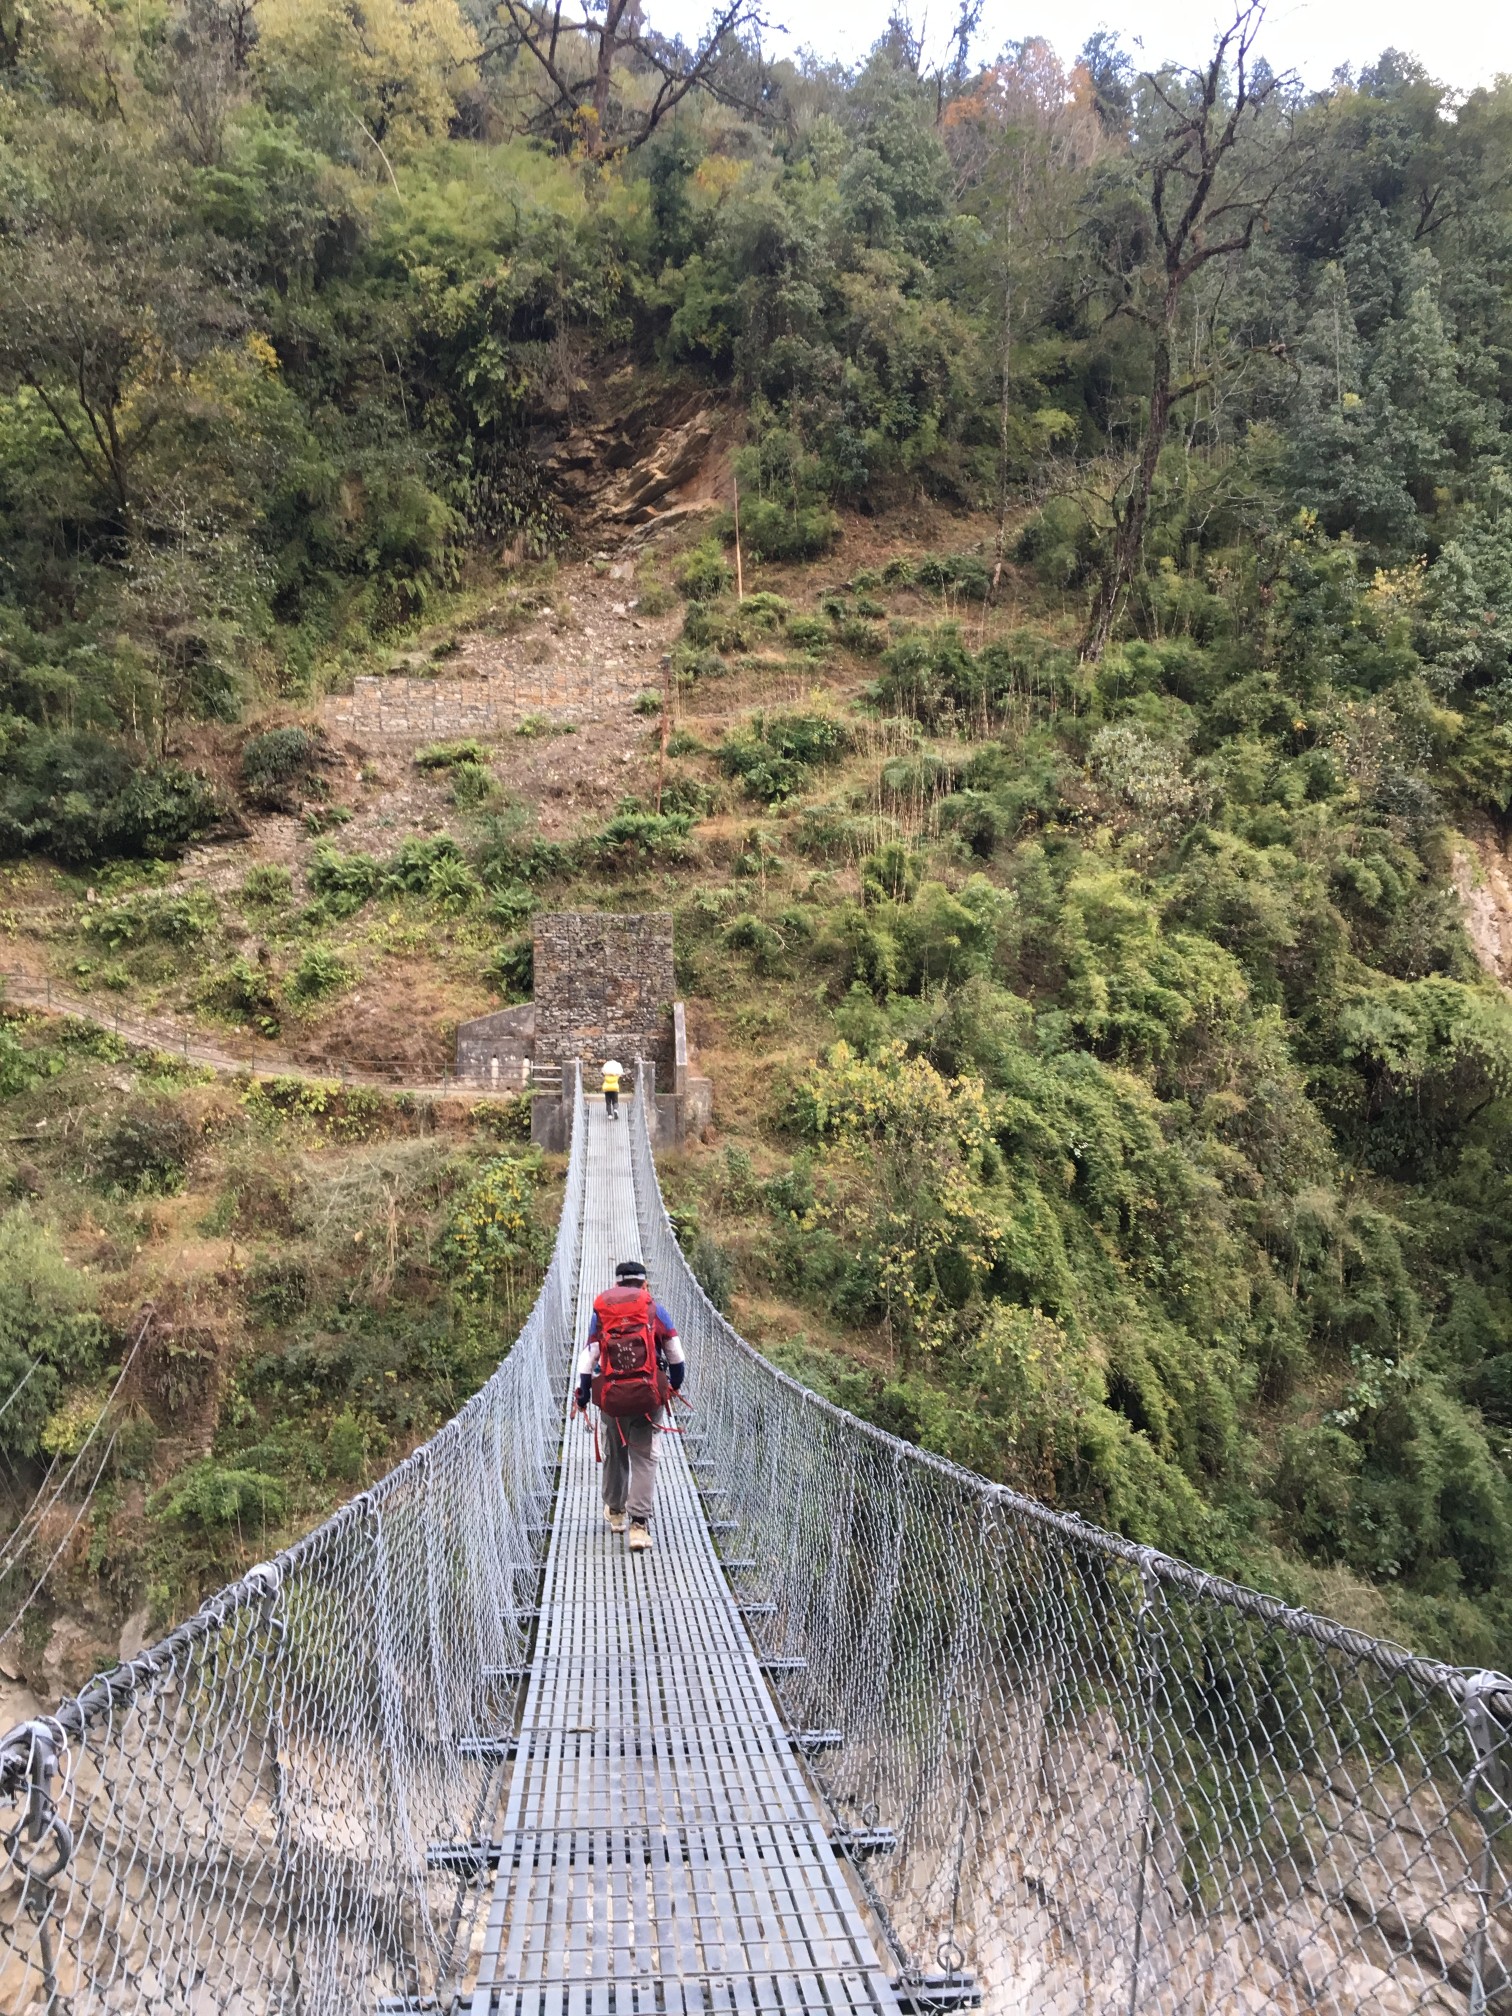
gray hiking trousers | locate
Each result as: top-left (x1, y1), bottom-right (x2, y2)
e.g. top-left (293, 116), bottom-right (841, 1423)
top-left (602, 1412), bottom-right (659, 1522)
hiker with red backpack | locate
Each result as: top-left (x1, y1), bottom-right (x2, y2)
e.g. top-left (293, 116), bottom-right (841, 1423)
top-left (573, 1259), bottom-right (684, 1553)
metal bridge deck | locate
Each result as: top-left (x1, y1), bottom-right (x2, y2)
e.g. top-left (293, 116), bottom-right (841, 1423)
top-left (467, 1100), bottom-right (900, 2016)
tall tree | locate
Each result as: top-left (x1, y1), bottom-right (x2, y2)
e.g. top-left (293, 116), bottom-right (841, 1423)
top-left (944, 40), bottom-right (1106, 595)
top-left (486, 0), bottom-right (766, 156)
top-left (1082, 2), bottom-right (1290, 658)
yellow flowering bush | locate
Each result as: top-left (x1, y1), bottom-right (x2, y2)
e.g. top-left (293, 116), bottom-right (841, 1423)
top-left (444, 1154), bottom-right (547, 1313)
top-left (790, 1042), bottom-right (1001, 1359)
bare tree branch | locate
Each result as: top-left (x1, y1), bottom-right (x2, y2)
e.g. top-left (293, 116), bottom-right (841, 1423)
top-left (484, 0), bottom-right (768, 154)
top-left (1083, 1), bottom-right (1294, 658)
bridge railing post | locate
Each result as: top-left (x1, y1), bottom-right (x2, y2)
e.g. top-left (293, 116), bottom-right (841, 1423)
top-left (1461, 1673), bottom-right (1511, 2016)
top-left (1126, 1547), bottom-right (1164, 2016)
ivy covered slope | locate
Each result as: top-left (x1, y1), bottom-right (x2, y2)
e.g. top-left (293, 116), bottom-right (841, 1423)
top-left (4, 0), bottom-right (1512, 1685)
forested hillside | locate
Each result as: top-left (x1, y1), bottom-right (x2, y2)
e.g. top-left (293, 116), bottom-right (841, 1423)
top-left (4, 0), bottom-right (1512, 1690)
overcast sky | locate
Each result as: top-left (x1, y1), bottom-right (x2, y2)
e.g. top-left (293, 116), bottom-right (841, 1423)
top-left (645, 0), bottom-right (1512, 97)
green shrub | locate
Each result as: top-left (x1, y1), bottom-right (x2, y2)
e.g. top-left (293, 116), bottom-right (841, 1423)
top-left (444, 1153), bottom-right (547, 1310)
top-left (938, 789), bottom-right (1014, 856)
top-left (242, 726), bottom-right (319, 808)
top-left (202, 957), bottom-right (281, 1034)
top-left (682, 603), bottom-right (745, 652)
top-left (240, 864), bottom-right (293, 907)
top-left (793, 803), bottom-right (899, 860)
top-left (738, 500), bottom-right (839, 562)
top-left (686, 1230), bottom-right (734, 1310)
top-left (287, 946), bottom-right (352, 1002)
top-left (515, 714), bottom-right (576, 738)
top-left (97, 1104), bottom-right (196, 1195)
top-left (1013, 496), bottom-right (1098, 587)
top-left (1269, 1425), bottom-right (1362, 1561)
top-left (682, 592), bottom-right (786, 653)
top-left (861, 843), bottom-right (922, 904)
top-left (875, 625), bottom-right (982, 725)
top-left (383, 834), bottom-right (481, 907)
top-left (677, 540), bottom-right (733, 601)
top-left (835, 617), bottom-right (887, 659)
top-left (723, 912), bottom-right (785, 972)
top-left (881, 752), bottom-right (958, 803)
top-left (85, 887), bottom-right (219, 951)
top-left (635, 581), bottom-right (677, 616)
top-left (633, 690), bottom-right (663, 716)
top-left (718, 711), bottom-right (850, 802)
top-left (672, 645), bottom-right (727, 684)
top-left (475, 816), bottom-right (567, 886)
top-left (246, 1255), bottom-right (312, 1322)
top-left (659, 775), bottom-right (717, 817)
top-left (415, 739), bottom-right (490, 768)
top-left (158, 1458), bottom-right (287, 1530)
top-left (590, 809), bottom-right (694, 865)
top-left (0, 1212), bottom-right (103, 1458)
top-left (383, 834), bottom-right (462, 891)
top-left (448, 760), bottom-right (497, 810)
top-left (307, 845), bottom-right (383, 916)
top-left (741, 591), bottom-right (791, 629)
top-left (915, 552), bottom-right (991, 601)
top-left (488, 934), bottom-right (533, 998)
top-left (0, 726), bottom-right (218, 864)
top-left (0, 1024), bottom-right (37, 1099)
top-left (786, 616), bottom-right (831, 651)
top-left (487, 883), bottom-right (537, 929)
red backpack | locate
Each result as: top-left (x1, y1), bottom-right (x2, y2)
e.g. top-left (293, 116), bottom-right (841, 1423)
top-left (590, 1285), bottom-right (668, 1419)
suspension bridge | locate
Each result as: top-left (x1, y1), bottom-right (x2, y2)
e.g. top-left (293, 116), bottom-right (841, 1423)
top-left (1, 1065), bottom-right (1509, 2014)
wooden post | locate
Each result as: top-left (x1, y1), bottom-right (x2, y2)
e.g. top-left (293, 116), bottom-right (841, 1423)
top-left (733, 477), bottom-right (744, 603)
top-left (655, 652), bottom-right (672, 813)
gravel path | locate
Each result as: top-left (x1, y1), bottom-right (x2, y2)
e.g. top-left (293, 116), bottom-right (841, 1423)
top-left (0, 968), bottom-right (493, 1098)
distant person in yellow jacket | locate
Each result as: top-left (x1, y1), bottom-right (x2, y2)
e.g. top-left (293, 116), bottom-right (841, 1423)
top-left (602, 1058), bottom-right (623, 1120)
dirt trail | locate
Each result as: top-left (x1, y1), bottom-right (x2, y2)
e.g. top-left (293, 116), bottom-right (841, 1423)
top-left (0, 970), bottom-right (488, 1098)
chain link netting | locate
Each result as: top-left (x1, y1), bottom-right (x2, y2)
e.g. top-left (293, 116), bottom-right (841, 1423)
top-left (0, 1071), bottom-right (587, 2016)
top-left (626, 1063), bottom-right (1512, 2016)
top-left (5, 1059), bottom-right (1512, 2016)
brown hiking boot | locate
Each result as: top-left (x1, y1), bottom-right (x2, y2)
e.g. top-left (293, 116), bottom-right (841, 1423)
top-left (626, 1519), bottom-right (652, 1552)
top-left (604, 1506), bottom-right (627, 1534)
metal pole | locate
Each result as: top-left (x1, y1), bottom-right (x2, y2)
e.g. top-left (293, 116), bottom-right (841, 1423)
top-left (1127, 1549), bottom-right (1163, 2016)
top-left (1462, 1673), bottom-right (1508, 2016)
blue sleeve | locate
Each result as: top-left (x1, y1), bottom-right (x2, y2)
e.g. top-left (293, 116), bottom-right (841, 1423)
top-left (654, 1302), bottom-right (677, 1335)
top-left (588, 1311), bottom-right (602, 1341)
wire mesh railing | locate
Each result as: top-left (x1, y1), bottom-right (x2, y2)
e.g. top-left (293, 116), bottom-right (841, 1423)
top-left (5, 1054), bottom-right (1511, 2016)
top-left (626, 1061), bottom-right (1512, 2016)
top-left (0, 1068), bottom-right (587, 2016)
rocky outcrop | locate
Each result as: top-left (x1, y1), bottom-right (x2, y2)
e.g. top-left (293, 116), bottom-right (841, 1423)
top-left (1453, 824), bottom-right (1512, 987)
top-left (540, 390), bottom-right (725, 530)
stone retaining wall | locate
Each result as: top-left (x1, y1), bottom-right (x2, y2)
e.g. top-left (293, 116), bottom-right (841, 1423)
top-left (325, 661), bottom-right (646, 740)
top-left (533, 912), bottom-right (674, 1069)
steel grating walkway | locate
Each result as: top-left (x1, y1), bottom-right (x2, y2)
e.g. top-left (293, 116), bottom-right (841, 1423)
top-left (466, 1098), bottom-right (903, 2016)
